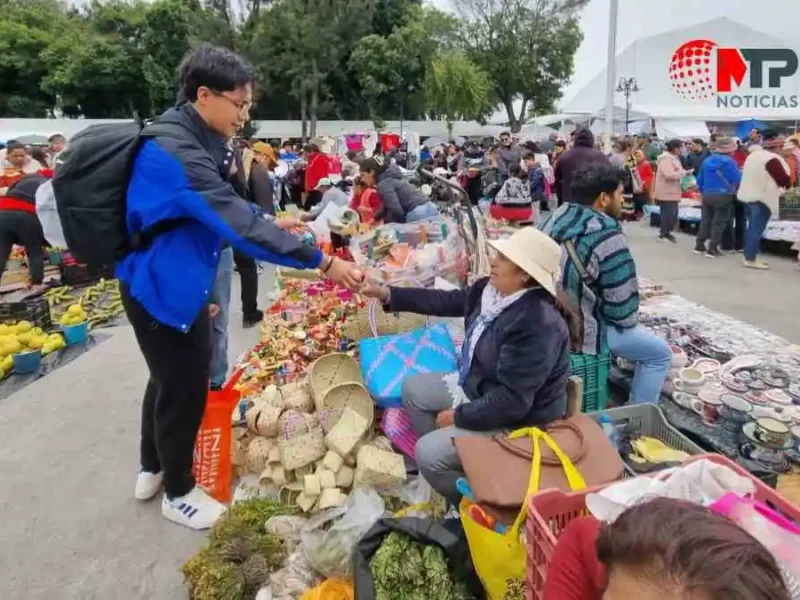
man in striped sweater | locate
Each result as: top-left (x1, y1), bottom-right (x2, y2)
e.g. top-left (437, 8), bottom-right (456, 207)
top-left (541, 163), bottom-right (671, 404)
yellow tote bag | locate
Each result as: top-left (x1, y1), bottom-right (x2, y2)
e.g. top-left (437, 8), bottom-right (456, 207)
top-left (460, 427), bottom-right (587, 600)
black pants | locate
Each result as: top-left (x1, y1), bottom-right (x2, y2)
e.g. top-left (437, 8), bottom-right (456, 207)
top-left (632, 192), bottom-right (649, 216)
top-left (121, 285), bottom-right (211, 498)
top-left (305, 190), bottom-right (323, 210)
top-left (695, 194), bottom-right (734, 253)
top-left (233, 250), bottom-right (259, 317)
top-left (0, 210), bottom-right (45, 284)
top-left (466, 176), bottom-right (482, 205)
top-left (657, 200), bottom-right (679, 237)
top-left (721, 199), bottom-right (747, 251)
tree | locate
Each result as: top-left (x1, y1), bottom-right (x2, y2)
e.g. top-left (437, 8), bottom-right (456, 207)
top-left (458, 0), bottom-right (587, 132)
top-left (349, 4), bottom-right (459, 122)
top-left (423, 50), bottom-right (493, 138)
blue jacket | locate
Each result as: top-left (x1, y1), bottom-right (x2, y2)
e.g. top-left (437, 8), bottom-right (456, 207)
top-left (116, 104), bottom-right (321, 332)
top-left (696, 153), bottom-right (741, 195)
top-left (387, 278), bottom-right (569, 431)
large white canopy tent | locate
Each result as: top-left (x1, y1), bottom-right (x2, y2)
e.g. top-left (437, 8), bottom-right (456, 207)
top-left (561, 17), bottom-right (800, 123)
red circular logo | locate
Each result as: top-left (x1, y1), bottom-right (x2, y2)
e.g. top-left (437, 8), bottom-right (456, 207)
top-left (669, 39), bottom-right (718, 100)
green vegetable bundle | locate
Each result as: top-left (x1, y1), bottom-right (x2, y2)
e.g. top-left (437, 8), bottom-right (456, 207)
top-left (370, 532), bottom-right (474, 600)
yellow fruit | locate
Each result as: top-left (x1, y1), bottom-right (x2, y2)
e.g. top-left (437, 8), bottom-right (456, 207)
top-left (5, 340), bottom-right (22, 355)
top-left (48, 333), bottom-right (63, 342)
top-left (67, 305), bottom-right (84, 317)
top-left (15, 321), bottom-right (32, 334)
top-left (1, 355), bottom-right (12, 371)
top-left (59, 314), bottom-right (73, 326)
top-left (16, 332), bottom-right (33, 346)
top-left (27, 336), bottom-right (45, 350)
top-left (30, 327), bottom-right (43, 337)
top-left (0, 324), bottom-right (11, 336)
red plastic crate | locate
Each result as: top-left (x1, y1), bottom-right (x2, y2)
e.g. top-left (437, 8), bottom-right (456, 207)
top-left (525, 453), bottom-right (800, 600)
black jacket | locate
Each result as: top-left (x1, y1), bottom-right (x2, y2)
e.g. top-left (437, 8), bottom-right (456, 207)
top-left (387, 278), bottom-right (569, 431)
top-left (682, 148), bottom-right (710, 174)
top-left (375, 165), bottom-right (428, 223)
top-left (554, 130), bottom-right (610, 203)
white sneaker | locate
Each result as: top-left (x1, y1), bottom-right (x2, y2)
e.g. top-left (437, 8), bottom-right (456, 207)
top-left (161, 486), bottom-right (227, 530)
top-left (134, 471), bottom-right (163, 500)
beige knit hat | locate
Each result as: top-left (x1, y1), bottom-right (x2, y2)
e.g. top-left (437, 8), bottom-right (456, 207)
top-left (487, 227), bottom-right (562, 298)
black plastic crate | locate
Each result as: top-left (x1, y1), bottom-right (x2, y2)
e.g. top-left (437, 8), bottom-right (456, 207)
top-left (779, 189), bottom-right (800, 221)
top-left (0, 293), bottom-right (52, 330)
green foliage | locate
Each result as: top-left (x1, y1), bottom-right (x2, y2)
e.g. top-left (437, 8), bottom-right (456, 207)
top-left (423, 50), bottom-right (493, 136)
top-left (0, 0), bottom-right (585, 128)
top-left (458, 0), bottom-right (588, 131)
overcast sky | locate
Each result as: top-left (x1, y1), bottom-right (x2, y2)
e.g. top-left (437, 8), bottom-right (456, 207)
top-left (429, 0), bottom-right (799, 106)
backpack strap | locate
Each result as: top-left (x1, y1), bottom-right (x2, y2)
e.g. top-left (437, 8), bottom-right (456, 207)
top-left (564, 239), bottom-right (596, 287)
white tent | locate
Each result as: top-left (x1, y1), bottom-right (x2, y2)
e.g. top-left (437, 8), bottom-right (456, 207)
top-left (561, 17), bottom-right (800, 121)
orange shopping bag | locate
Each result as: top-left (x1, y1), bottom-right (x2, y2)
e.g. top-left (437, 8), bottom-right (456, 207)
top-left (192, 369), bottom-right (245, 503)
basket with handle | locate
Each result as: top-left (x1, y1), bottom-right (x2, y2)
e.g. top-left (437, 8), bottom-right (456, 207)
top-left (317, 381), bottom-right (374, 434)
top-left (341, 297), bottom-right (428, 341)
top-left (307, 352), bottom-right (363, 406)
top-left (525, 453), bottom-right (800, 600)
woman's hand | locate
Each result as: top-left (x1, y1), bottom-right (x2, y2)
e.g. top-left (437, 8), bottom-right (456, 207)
top-left (325, 257), bottom-right (364, 290)
top-left (209, 303), bottom-right (220, 318)
top-left (435, 409), bottom-right (455, 429)
top-left (274, 216), bottom-right (299, 230)
top-left (359, 281), bottom-right (390, 303)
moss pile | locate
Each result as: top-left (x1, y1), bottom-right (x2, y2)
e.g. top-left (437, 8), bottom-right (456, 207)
top-left (182, 498), bottom-right (299, 600)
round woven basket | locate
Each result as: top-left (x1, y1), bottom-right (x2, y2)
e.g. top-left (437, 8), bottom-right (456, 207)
top-left (246, 437), bottom-right (274, 474)
top-left (277, 426), bottom-right (326, 471)
top-left (341, 304), bottom-right (427, 341)
top-left (308, 353), bottom-right (363, 406)
top-left (318, 381), bottom-right (375, 434)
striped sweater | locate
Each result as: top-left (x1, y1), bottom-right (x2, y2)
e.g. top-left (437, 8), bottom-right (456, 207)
top-left (541, 204), bottom-right (639, 355)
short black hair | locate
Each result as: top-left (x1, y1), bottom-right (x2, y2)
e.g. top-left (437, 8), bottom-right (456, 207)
top-left (48, 134), bottom-right (65, 142)
top-left (509, 163), bottom-right (523, 178)
top-left (522, 151), bottom-right (536, 161)
top-left (178, 44), bottom-right (256, 102)
top-left (761, 128), bottom-right (779, 140)
top-left (666, 139), bottom-right (683, 152)
top-left (345, 150), bottom-right (358, 161)
top-left (5, 141), bottom-right (26, 153)
top-left (570, 163), bottom-right (626, 207)
top-left (500, 131), bottom-right (511, 138)
top-left (555, 140), bottom-right (567, 148)
top-left (523, 141), bottom-right (541, 153)
top-left (691, 138), bottom-right (705, 146)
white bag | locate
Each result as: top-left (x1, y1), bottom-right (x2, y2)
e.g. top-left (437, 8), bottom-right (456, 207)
top-left (35, 179), bottom-right (67, 248)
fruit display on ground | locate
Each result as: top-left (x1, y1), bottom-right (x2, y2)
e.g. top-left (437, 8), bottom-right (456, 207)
top-left (0, 320), bottom-right (66, 378)
top-left (46, 279), bottom-right (123, 328)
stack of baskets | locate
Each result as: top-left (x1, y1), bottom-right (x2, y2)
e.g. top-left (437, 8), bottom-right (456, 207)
top-left (233, 352), bottom-right (406, 512)
top-left (341, 298), bottom-right (427, 341)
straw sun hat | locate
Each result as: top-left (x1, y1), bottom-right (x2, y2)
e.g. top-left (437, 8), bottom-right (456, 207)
top-left (487, 227), bottom-right (561, 298)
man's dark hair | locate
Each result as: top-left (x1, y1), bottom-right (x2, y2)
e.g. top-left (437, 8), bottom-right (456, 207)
top-left (555, 140), bottom-right (567, 148)
top-left (752, 127), bottom-right (761, 134)
top-left (345, 150), bottom-right (358, 161)
top-left (508, 163), bottom-right (523, 178)
top-left (177, 44), bottom-right (256, 102)
top-left (761, 128), bottom-right (779, 140)
top-left (523, 141), bottom-right (541, 153)
top-left (570, 163), bottom-right (626, 207)
top-left (30, 147), bottom-right (48, 165)
top-left (666, 139), bottom-right (683, 153)
top-left (282, 140), bottom-right (293, 149)
top-left (691, 138), bottom-right (705, 146)
top-left (500, 131), bottom-right (511, 138)
top-left (522, 151), bottom-right (536, 161)
top-left (5, 140), bottom-right (26, 153)
top-left (48, 134), bottom-right (65, 143)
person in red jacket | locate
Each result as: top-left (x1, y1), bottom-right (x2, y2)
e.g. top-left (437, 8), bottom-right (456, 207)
top-left (349, 175), bottom-right (382, 225)
top-left (543, 497), bottom-right (791, 600)
top-left (632, 149), bottom-right (654, 219)
top-left (303, 143), bottom-right (331, 209)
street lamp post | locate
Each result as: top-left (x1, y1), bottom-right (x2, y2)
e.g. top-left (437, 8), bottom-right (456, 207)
top-left (616, 77), bottom-right (639, 133)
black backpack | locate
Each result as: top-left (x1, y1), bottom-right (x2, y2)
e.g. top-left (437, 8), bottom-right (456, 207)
top-left (52, 119), bottom-right (182, 268)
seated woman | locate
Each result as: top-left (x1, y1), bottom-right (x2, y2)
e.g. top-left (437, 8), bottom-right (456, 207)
top-left (544, 497), bottom-right (793, 600)
top-left (349, 175), bottom-right (382, 226)
top-left (359, 227), bottom-right (580, 505)
top-left (490, 163), bottom-right (533, 221)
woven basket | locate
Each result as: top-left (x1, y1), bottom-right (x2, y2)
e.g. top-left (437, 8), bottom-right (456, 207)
top-left (341, 298), bottom-right (427, 341)
top-left (325, 405), bottom-right (370, 457)
top-left (278, 409), bottom-right (311, 440)
top-left (318, 381), bottom-right (374, 434)
top-left (246, 437), bottom-right (275, 474)
top-left (255, 405), bottom-right (282, 437)
top-left (278, 426), bottom-right (326, 471)
top-left (308, 353), bottom-right (364, 406)
top-left (281, 382), bottom-right (314, 413)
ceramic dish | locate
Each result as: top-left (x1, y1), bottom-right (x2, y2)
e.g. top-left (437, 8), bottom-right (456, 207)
top-left (741, 421), bottom-right (792, 450)
top-left (669, 345), bottom-right (688, 369)
top-left (787, 406), bottom-right (800, 425)
top-left (792, 424), bottom-right (800, 446)
top-left (719, 394), bottom-right (752, 423)
top-left (739, 440), bottom-right (787, 467)
top-left (747, 379), bottom-right (768, 391)
top-left (679, 367), bottom-right (706, 388)
top-left (734, 370), bottom-right (753, 382)
top-left (764, 388), bottom-right (792, 405)
top-left (744, 390), bottom-right (769, 406)
top-left (752, 417), bottom-right (793, 449)
top-left (788, 383), bottom-right (800, 401)
top-left (691, 358), bottom-right (720, 375)
top-left (723, 378), bottom-right (749, 394)
top-left (761, 375), bottom-right (789, 388)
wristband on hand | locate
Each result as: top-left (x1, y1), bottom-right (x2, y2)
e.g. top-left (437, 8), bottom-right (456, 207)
top-left (322, 256), bottom-right (335, 273)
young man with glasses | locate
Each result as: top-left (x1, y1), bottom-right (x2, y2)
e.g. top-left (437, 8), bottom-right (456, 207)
top-left (119, 44), bottom-right (362, 530)
top-left (495, 131), bottom-right (522, 181)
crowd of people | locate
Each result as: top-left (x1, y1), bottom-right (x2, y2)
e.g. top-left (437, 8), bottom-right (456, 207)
top-left (1, 42), bottom-right (797, 600)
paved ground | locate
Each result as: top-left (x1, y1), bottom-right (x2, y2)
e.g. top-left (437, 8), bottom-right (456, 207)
top-left (1, 221), bottom-right (799, 599)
